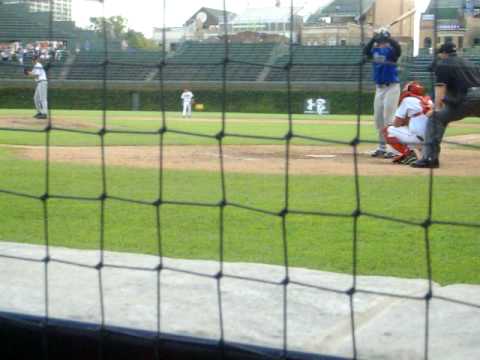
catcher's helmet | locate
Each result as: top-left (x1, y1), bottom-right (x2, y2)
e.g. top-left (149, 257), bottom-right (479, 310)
top-left (403, 81), bottom-right (425, 96)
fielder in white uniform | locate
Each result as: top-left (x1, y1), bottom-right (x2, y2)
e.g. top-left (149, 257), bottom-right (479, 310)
top-left (383, 81), bottom-right (433, 165)
top-left (181, 89), bottom-right (194, 118)
top-left (27, 56), bottom-right (48, 119)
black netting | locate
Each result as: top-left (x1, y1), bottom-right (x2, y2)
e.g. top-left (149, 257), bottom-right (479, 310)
top-left (0, 0), bottom-right (479, 359)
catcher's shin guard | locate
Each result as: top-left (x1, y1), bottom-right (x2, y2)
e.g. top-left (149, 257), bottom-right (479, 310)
top-left (383, 127), bottom-right (410, 155)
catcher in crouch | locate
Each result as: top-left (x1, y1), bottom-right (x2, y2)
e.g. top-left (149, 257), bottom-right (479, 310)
top-left (382, 81), bottom-right (433, 165)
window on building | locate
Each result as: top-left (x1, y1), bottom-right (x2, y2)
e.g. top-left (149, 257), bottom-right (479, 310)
top-left (474, 38), bottom-right (480, 46)
top-left (445, 36), bottom-right (453, 43)
top-left (327, 38), bottom-right (336, 46)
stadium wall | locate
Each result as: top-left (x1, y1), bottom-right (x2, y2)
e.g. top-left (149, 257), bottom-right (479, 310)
top-left (0, 80), bottom-right (375, 114)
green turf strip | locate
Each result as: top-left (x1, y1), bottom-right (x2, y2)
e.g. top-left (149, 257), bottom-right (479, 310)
top-left (0, 149), bottom-right (478, 285)
top-left (0, 110), bottom-right (479, 146)
top-left (1, 109), bottom-right (479, 124)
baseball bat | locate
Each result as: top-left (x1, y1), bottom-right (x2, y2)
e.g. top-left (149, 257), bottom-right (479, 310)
top-left (388, 8), bottom-right (416, 28)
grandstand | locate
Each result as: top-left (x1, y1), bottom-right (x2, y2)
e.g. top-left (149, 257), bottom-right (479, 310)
top-left (30, 43), bottom-right (375, 83)
top-left (0, 2), bottom-right (74, 42)
top-left (6, 30), bottom-right (480, 85)
top-left (66, 51), bottom-right (160, 81)
top-left (156, 42), bottom-right (276, 82)
top-left (5, 0), bottom-right (479, 88)
top-left (405, 52), bottom-right (480, 84)
top-left (52, 43), bottom-right (363, 83)
top-left (63, 42), bottom-right (277, 82)
top-left (1, 41), bottom-right (432, 84)
top-left (0, 61), bottom-right (25, 80)
top-left (0, 0), bottom-right (420, 86)
top-left (1, 0), bottom-right (479, 86)
top-left (266, 45), bottom-right (371, 82)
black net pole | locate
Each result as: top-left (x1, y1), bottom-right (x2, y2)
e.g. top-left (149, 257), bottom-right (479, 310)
top-left (216, 1), bottom-right (230, 357)
top-left (41, 1), bottom-right (56, 358)
top-left (424, 0), bottom-right (440, 358)
top-left (97, 4), bottom-right (110, 360)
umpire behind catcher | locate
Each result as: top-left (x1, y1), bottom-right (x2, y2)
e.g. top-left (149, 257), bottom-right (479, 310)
top-left (363, 28), bottom-right (402, 158)
top-left (412, 42), bottom-right (480, 168)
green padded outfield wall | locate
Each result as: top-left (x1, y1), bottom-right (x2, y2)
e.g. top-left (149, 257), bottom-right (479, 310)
top-left (0, 87), bottom-right (374, 115)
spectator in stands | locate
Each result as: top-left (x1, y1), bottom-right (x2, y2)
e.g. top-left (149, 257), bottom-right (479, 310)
top-left (412, 42), bottom-right (480, 168)
top-left (16, 48), bottom-right (24, 65)
top-left (363, 28), bottom-right (402, 159)
top-left (55, 44), bottom-right (65, 61)
top-left (181, 89), bottom-right (194, 118)
top-left (22, 48), bottom-right (28, 64)
top-left (1, 48), bottom-right (9, 61)
top-left (40, 48), bottom-right (49, 60)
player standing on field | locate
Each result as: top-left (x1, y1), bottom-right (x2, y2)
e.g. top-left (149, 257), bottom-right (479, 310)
top-left (364, 28), bottom-right (402, 158)
top-left (412, 42), bottom-right (480, 168)
top-left (181, 89), bottom-right (194, 118)
top-left (25, 55), bottom-right (48, 119)
top-left (383, 81), bottom-right (433, 165)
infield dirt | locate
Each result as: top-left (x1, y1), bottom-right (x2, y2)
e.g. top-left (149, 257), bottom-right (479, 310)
top-left (2, 115), bottom-right (479, 176)
top-left (6, 143), bottom-right (480, 176)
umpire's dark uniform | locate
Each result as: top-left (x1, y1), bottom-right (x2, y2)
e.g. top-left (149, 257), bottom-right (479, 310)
top-left (413, 42), bottom-right (480, 168)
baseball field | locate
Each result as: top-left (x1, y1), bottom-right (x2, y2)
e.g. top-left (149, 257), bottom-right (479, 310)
top-left (1, 109), bottom-right (479, 285)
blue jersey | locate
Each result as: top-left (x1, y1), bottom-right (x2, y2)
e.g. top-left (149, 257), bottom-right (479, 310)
top-left (370, 46), bottom-right (399, 85)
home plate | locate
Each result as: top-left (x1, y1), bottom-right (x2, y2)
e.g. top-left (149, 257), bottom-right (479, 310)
top-left (306, 154), bottom-right (336, 158)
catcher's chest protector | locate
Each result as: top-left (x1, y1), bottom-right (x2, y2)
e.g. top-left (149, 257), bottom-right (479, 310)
top-left (399, 94), bottom-right (432, 115)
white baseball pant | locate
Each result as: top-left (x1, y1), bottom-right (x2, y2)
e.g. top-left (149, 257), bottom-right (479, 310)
top-left (182, 102), bottom-right (192, 117)
top-left (34, 81), bottom-right (48, 115)
top-left (386, 126), bottom-right (423, 146)
top-left (374, 83), bottom-right (400, 149)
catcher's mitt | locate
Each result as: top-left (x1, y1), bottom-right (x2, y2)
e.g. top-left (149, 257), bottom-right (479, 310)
top-left (23, 68), bottom-right (30, 76)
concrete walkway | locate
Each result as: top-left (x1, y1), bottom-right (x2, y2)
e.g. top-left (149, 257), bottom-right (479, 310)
top-left (0, 241), bottom-right (479, 359)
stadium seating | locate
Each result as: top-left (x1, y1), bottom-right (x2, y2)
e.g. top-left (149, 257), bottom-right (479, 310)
top-left (403, 55), bottom-right (433, 83)
top-left (7, 37), bottom-right (480, 85)
top-left (155, 42), bottom-right (277, 82)
top-left (0, 61), bottom-right (25, 80)
top-left (66, 51), bottom-right (163, 81)
top-left (266, 45), bottom-right (371, 82)
top-left (405, 53), bottom-right (480, 84)
top-left (64, 43), bottom-right (276, 82)
top-left (0, 52), bottom-right (70, 81)
top-left (0, 3), bottom-right (74, 42)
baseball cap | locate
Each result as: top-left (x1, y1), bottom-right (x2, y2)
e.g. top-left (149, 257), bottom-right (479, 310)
top-left (437, 42), bottom-right (457, 54)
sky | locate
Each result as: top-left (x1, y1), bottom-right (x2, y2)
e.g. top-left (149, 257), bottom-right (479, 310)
top-left (72, 0), bottom-right (322, 35)
top-left (73, 0), bottom-right (431, 52)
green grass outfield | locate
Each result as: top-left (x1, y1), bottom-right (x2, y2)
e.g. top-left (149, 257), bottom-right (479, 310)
top-left (1, 109), bottom-right (480, 146)
top-left (1, 109), bottom-right (479, 285)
